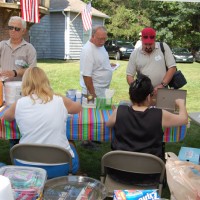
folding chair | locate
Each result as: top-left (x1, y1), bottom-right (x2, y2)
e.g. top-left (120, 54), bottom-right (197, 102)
top-left (10, 143), bottom-right (72, 179)
top-left (101, 150), bottom-right (165, 197)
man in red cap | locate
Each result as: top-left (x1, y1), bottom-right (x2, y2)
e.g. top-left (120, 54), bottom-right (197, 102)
top-left (126, 27), bottom-right (176, 95)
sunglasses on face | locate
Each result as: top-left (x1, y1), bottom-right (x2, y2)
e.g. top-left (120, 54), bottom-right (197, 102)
top-left (8, 26), bottom-right (21, 32)
top-left (143, 35), bottom-right (155, 39)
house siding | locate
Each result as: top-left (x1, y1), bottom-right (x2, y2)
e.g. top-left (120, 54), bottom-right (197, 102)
top-left (30, 15), bottom-right (51, 59)
top-left (30, 12), bottom-right (105, 60)
top-left (68, 14), bottom-right (105, 60)
top-left (68, 13), bottom-right (83, 60)
top-left (50, 13), bottom-right (65, 59)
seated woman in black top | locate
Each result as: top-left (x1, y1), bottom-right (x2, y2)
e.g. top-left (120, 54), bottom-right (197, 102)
top-left (106, 74), bottom-right (188, 184)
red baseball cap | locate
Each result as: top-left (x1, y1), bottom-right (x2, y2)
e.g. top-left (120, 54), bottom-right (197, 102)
top-left (141, 27), bottom-right (156, 44)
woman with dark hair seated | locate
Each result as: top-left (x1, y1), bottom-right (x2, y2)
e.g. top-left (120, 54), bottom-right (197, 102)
top-left (106, 74), bottom-right (188, 184)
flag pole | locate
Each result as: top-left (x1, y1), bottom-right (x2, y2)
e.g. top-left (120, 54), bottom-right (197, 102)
top-left (70, 1), bottom-right (92, 25)
top-left (70, 11), bottom-right (81, 24)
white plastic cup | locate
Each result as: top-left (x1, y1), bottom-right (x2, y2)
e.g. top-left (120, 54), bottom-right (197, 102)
top-left (76, 91), bottom-right (82, 103)
top-left (4, 81), bottom-right (22, 105)
top-left (66, 89), bottom-right (76, 101)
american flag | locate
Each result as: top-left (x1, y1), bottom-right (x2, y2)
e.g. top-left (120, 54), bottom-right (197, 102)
top-left (81, 2), bottom-right (92, 31)
top-left (20, 0), bottom-right (40, 23)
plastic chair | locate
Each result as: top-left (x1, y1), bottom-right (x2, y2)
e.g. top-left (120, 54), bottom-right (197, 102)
top-left (100, 151), bottom-right (165, 197)
top-left (10, 143), bottom-right (72, 179)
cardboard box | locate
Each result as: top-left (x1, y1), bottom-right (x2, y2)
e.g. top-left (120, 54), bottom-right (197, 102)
top-left (113, 189), bottom-right (160, 200)
top-left (178, 147), bottom-right (200, 165)
top-left (156, 88), bottom-right (186, 113)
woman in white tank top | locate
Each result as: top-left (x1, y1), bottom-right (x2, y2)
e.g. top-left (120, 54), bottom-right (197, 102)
top-left (3, 67), bottom-right (82, 174)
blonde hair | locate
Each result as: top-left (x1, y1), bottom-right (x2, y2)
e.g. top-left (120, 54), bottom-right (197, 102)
top-left (22, 67), bottom-right (54, 103)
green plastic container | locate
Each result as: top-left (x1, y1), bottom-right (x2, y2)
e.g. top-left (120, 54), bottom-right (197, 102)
top-left (96, 97), bottom-right (112, 110)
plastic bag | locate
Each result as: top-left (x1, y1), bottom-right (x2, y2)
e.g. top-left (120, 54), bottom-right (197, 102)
top-left (166, 152), bottom-right (200, 200)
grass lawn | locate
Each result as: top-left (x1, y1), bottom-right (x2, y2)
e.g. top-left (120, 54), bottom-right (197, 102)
top-left (0, 59), bottom-right (200, 199)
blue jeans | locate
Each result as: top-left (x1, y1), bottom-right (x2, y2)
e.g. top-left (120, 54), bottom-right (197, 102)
top-left (70, 144), bottom-right (80, 174)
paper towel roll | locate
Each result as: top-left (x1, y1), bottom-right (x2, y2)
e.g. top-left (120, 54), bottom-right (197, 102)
top-left (0, 175), bottom-right (14, 200)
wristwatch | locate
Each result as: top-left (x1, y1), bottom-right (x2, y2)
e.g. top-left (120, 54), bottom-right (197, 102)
top-left (161, 82), bottom-right (168, 87)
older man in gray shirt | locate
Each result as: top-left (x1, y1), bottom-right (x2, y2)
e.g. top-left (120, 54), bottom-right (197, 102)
top-left (0, 16), bottom-right (36, 82)
top-left (0, 16), bottom-right (36, 148)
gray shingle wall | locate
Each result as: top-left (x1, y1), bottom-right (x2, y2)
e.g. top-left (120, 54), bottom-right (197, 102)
top-left (30, 11), bottom-right (105, 60)
top-left (50, 13), bottom-right (65, 59)
top-left (30, 15), bottom-right (51, 59)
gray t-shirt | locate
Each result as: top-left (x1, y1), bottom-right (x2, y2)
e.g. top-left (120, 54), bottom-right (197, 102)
top-left (0, 39), bottom-right (37, 81)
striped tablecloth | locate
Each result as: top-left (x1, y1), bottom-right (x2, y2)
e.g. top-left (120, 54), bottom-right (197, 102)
top-left (66, 108), bottom-right (114, 141)
top-left (0, 107), bottom-right (187, 142)
top-left (0, 106), bottom-right (21, 140)
top-left (67, 108), bottom-right (187, 142)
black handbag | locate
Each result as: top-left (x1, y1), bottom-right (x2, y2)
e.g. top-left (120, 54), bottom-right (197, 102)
top-left (160, 42), bottom-right (187, 89)
top-left (168, 70), bottom-right (187, 89)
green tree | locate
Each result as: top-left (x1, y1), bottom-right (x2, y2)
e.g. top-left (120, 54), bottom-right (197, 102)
top-left (85, 0), bottom-right (150, 41)
top-left (147, 1), bottom-right (200, 48)
top-left (84, 0), bottom-right (200, 48)
top-left (106, 5), bottom-right (150, 41)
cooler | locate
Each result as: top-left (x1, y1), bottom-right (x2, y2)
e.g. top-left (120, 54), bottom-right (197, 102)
top-left (0, 166), bottom-right (47, 200)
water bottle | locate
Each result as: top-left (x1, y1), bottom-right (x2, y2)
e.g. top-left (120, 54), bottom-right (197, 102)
top-left (76, 91), bottom-right (82, 104)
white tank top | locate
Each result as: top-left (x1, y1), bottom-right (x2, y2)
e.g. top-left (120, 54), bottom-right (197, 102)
top-left (15, 95), bottom-right (74, 157)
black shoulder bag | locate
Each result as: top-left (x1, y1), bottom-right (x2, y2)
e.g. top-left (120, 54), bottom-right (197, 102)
top-left (160, 42), bottom-right (187, 89)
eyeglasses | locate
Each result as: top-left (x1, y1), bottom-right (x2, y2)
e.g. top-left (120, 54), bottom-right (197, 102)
top-left (143, 36), bottom-right (155, 39)
top-left (95, 36), bottom-right (107, 42)
top-left (8, 26), bottom-right (21, 32)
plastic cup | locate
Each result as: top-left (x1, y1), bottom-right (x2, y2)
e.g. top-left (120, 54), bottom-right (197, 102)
top-left (66, 89), bottom-right (76, 101)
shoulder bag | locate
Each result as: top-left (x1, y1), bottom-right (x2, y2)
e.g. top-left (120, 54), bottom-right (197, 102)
top-left (160, 42), bottom-right (187, 89)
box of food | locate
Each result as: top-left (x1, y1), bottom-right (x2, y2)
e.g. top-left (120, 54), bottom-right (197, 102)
top-left (113, 189), bottom-right (160, 200)
top-left (0, 166), bottom-right (47, 200)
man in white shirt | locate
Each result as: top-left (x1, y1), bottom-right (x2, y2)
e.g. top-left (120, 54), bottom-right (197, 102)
top-left (80, 25), bottom-right (115, 98)
top-left (134, 32), bottom-right (142, 49)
